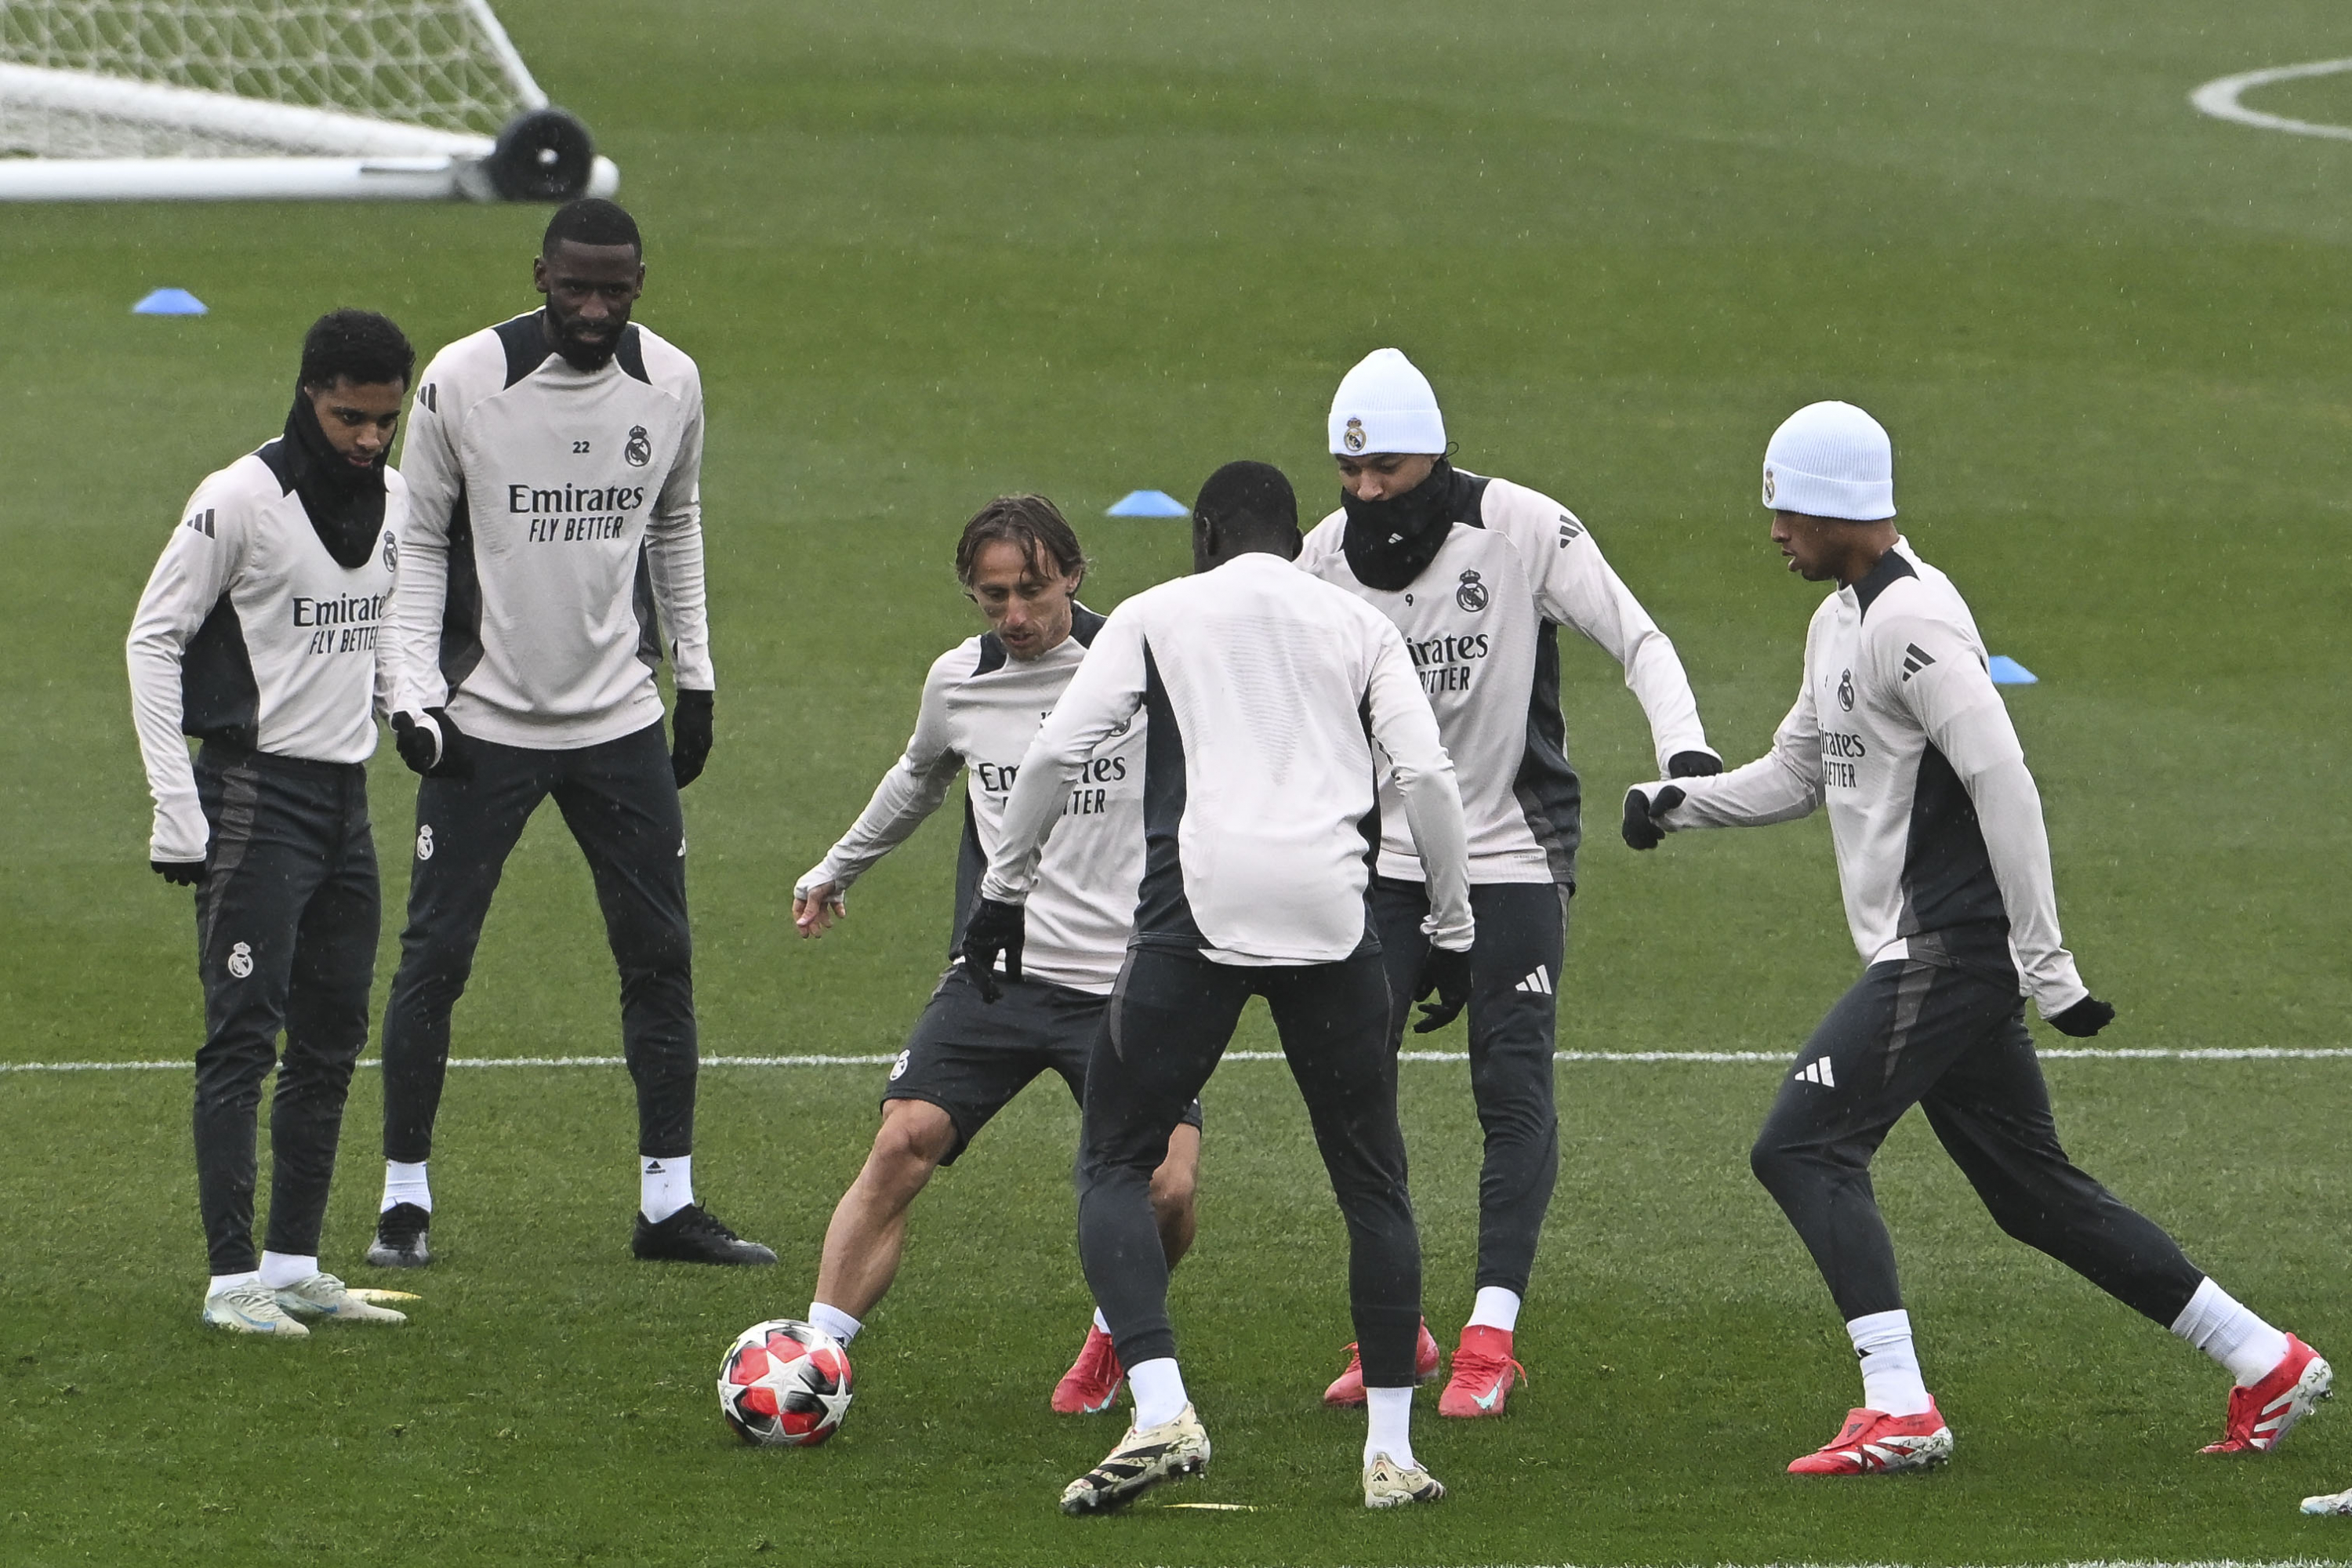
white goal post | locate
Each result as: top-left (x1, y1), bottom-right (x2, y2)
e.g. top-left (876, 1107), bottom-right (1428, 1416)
top-left (0, 0), bottom-right (619, 201)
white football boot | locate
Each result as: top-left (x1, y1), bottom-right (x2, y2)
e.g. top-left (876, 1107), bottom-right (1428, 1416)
top-left (274, 1272), bottom-right (408, 1325)
top-left (203, 1279), bottom-right (310, 1337)
top-left (1058, 1402), bottom-right (1210, 1514)
top-left (2303, 1486), bottom-right (2352, 1516)
top-left (1363, 1451), bottom-right (1446, 1508)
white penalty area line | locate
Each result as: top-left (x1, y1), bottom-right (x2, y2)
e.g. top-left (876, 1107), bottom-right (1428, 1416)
top-left (6, 1047), bottom-right (2352, 1074)
top-left (2193, 59), bottom-right (2352, 142)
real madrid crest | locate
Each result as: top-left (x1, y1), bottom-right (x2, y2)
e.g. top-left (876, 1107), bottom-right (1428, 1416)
top-left (624, 424), bottom-right (653, 466)
top-left (1762, 466), bottom-right (1777, 505)
top-left (1455, 568), bottom-right (1489, 613)
top-left (382, 529), bottom-right (398, 572)
top-left (1342, 416), bottom-right (1367, 454)
top-left (1836, 668), bottom-right (1855, 711)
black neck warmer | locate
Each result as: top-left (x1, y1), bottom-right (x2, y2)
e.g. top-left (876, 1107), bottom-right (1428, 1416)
top-left (1339, 456), bottom-right (1463, 591)
top-left (284, 390), bottom-right (389, 568)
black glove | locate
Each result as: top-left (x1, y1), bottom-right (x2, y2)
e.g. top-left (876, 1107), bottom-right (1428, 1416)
top-left (1621, 784), bottom-right (1686, 851)
top-left (2048, 996), bottom-right (2116, 1038)
top-left (1667, 750), bottom-right (1722, 779)
top-left (959, 896), bottom-right (1026, 1004)
top-left (670, 688), bottom-right (713, 788)
top-left (392, 708), bottom-right (471, 779)
top-left (1410, 944), bottom-right (1475, 1034)
top-left (151, 860), bottom-right (205, 887)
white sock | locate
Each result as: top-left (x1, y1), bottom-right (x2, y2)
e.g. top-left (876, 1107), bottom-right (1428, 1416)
top-left (1365, 1385), bottom-right (1417, 1469)
top-left (258, 1252), bottom-right (317, 1290)
top-left (1468, 1286), bottom-right (1521, 1334)
top-left (1093, 1307), bottom-right (1111, 1334)
top-left (1849, 1309), bottom-right (1933, 1417)
top-left (208, 1270), bottom-right (260, 1294)
top-left (1127, 1357), bottom-right (1188, 1429)
top-left (2171, 1276), bottom-right (2292, 1386)
top-left (641, 1154), bottom-right (693, 1224)
top-left (381, 1160), bottom-right (431, 1214)
top-left (808, 1301), bottom-right (862, 1346)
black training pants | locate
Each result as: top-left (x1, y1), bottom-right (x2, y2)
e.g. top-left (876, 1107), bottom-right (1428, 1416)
top-left (1749, 958), bottom-right (2205, 1326)
top-left (191, 744), bottom-right (379, 1276)
top-left (1077, 945), bottom-right (1422, 1385)
top-left (1370, 876), bottom-right (1566, 1298)
top-left (381, 722), bottom-right (695, 1163)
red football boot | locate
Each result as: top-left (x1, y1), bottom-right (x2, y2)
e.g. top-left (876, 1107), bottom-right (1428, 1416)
top-left (1438, 1324), bottom-right (1527, 1417)
top-left (1787, 1403), bottom-right (1953, 1475)
top-left (2201, 1334), bottom-right (2332, 1454)
top-left (1323, 1319), bottom-right (1443, 1407)
top-left (1051, 1323), bottom-right (1124, 1415)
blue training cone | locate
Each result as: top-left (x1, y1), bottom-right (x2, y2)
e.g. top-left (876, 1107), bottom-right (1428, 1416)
top-left (132, 288), bottom-right (208, 316)
top-left (1987, 655), bottom-right (2038, 685)
top-left (1105, 489), bottom-right (1190, 517)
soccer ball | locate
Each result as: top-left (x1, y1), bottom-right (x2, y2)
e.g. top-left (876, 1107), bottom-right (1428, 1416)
top-left (717, 1319), bottom-right (854, 1447)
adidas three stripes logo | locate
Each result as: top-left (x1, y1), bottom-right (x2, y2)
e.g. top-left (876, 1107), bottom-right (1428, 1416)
top-left (1514, 967), bottom-right (1554, 996)
top-left (1797, 1056), bottom-right (1837, 1087)
top-left (1901, 643), bottom-right (1936, 681)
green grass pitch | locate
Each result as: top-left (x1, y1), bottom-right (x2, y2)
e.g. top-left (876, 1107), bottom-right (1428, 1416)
top-left (4, 1), bottom-right (2351, 1563)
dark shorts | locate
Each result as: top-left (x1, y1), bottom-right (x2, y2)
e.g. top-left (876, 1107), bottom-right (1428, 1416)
top-left (884, 967), bottom-right (1203, 1165)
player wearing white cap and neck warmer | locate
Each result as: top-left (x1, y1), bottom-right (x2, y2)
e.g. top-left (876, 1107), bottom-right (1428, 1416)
top-left (1297, 347), bottom-right (1720, 1418)
top-left (1621, 400), bottom-right (2331, 1474)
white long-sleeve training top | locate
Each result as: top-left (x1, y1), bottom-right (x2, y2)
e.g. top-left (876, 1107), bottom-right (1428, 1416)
top-left (387, 312), bottom-right (711, 749)
top-left (797, 606), bottom-right (1145, 996)
top-left (126, 448), bottom-right (401, 862)
top-left (1642, 539), bottom-right (2089, 1017)
top-left (1298, 470), bottom-right (1712, 887)
top-left (982, 551), bottom-right (1475, 967)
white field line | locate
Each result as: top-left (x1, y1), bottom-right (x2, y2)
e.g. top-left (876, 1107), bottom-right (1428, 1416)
top-left (2192, 59), bottom-right (2352, 142)
top-left (6, 1047), bottom-right (2352, 1073)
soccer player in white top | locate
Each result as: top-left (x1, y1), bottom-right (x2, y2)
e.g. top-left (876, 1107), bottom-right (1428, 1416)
top-left (126, 310), bottom-right (416, 1336)
top-left (1296, 348), bottom-right (1719, 1416)
top-left (1623, 401), bottom-right (2331, 1472)
top-left (789, 496), bottom-right (1201, 1409)
top-left (370, 198), bottom-right (769, 1268)
top-left (967, 462), bottom-right (1475, 1512)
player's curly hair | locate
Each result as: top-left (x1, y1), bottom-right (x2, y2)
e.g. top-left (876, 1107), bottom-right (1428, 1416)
top-left (954, 494), bottom-right (1088, 589)
top-left (544, 196), bottom-right (641, 255)
top-left (299, 308), bottom-right (415, 390)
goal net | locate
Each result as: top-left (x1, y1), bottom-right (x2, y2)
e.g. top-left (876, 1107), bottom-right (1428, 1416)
top-left (0, 0), bottom-right (617, 200)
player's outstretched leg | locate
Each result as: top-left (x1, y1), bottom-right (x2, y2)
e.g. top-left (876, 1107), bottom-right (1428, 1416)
top-left (1917, 1008), bottom-right (2332, 1455)
top-left (1748, 964), bottom-right (1980, 1472)
top-left (1057, 1123), bottom-right (1202, 1414)
top-left (804, 1098), bottom-right (958, 1354)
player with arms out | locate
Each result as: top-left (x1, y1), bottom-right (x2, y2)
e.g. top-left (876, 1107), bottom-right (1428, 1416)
top-left (1623, 401), bottom-right (2330, 1472)
top-left (968, 462), bottom-right (1475, 1512)
top-left (790, 495), bottom-right (1201, 1409)
top-left (370, 197), bottom-right (769, 1268)
top-left (127, 310), bottom-right (417, 1335)
top-left (1297, 348), bottom-right (1719, 1415)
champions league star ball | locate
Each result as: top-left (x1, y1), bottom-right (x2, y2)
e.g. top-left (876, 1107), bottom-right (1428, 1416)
top-left (717, 1319), bottom-right (854, 1447)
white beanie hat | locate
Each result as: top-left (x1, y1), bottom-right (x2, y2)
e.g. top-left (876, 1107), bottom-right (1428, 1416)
top-left (1328, 347), bottom-right (1446, 456)
top-left (1762, 401), bottom-right (1895, 521)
